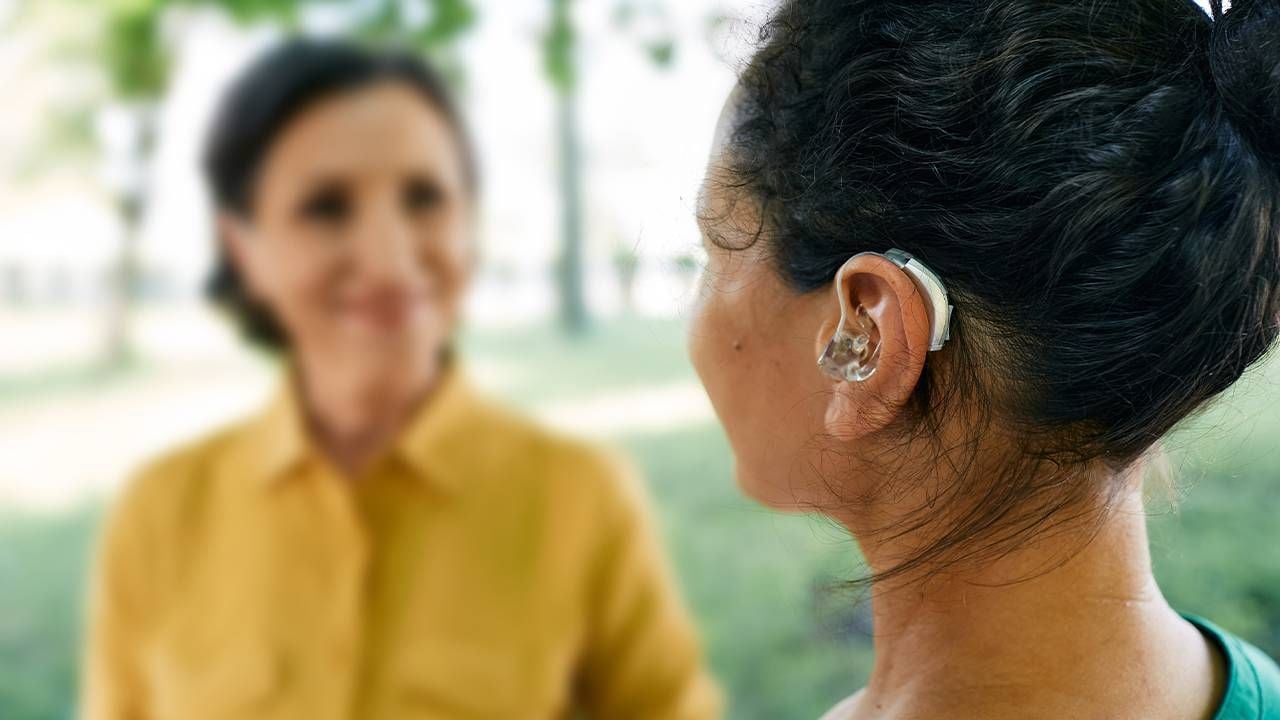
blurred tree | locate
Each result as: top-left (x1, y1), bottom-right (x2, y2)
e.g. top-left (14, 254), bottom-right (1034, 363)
top-left (543, 0), bottom-right (587, 334)
top-left (95, 1), bottom-right (172, 367)
top-left (613, 239), bottom-right (641, 316)
top-left (542, 0), bottom-right (675, 335)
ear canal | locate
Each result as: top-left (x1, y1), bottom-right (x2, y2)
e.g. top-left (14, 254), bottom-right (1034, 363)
top-left (818, 304), bottom-right (881, 382)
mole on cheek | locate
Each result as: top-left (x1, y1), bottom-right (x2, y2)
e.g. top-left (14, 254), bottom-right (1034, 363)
top-left (732, 339), bottom-right (743, 352)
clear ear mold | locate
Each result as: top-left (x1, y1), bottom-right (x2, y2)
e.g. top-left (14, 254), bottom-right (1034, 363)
top-left (818, 305), bottom-right (880, 382)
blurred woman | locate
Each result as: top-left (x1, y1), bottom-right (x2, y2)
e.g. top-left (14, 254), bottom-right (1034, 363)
top-left (81, 39), bottom-right (720, 720)
top-left (689, 0), bottom-right (1280, 718)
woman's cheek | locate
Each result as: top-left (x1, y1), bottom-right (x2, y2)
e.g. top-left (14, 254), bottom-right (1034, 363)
top-left (282, 256), bottom-right (346, 343)
top-left (688, 294), bottom-right (745, 422)
top-left (686, 290), bottom-right (716, 388)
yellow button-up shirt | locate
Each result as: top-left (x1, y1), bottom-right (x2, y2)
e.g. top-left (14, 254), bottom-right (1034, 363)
top-left (81, 365), bottom-right (722, 720)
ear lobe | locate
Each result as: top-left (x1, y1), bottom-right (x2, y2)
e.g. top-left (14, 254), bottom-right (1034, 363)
top-left (818, 253), bottom-right (933, 441)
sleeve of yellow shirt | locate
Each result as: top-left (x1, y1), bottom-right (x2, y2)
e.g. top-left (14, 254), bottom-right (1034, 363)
top-left (79, 456), bottom-right (170, 720)
top-left (576, 451), bottom-right (724, 720)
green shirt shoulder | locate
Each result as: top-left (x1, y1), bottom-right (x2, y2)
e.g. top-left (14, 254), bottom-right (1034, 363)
top-left (1183, 612), bottom-right (1280, 720)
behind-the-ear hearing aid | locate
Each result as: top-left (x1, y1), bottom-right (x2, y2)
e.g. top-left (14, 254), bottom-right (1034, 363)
top-left (817, 248), bottom-right (953, 382)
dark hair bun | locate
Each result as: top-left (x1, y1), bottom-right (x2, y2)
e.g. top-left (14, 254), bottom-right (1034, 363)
top-left (718, 0), bottom-right (1280, 581)
top-left (1209, 0), bottom-right (1280, 162)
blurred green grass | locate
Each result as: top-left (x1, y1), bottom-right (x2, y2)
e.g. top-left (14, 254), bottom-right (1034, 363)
top-left (0, 354), bottom-right (149, 406)
top-left (0, 509), bottom-right (99, 720)
top-left (1, 315), bottom-right (1277, 720)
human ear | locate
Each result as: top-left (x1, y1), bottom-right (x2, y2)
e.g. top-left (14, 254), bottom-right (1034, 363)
top-left (216, 211), bottom-right (272, 303)
top-left (814, 252), bottom-right (935, 440)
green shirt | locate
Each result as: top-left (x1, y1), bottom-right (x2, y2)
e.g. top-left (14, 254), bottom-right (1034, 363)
top-left (1183, 612), bottom-right (1280, 719)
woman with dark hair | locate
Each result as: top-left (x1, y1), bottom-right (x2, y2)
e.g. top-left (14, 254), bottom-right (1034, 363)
top-left (689, 0), bottom-right (1280, 718)
top-left (81, 39), bottom-right (721, 720)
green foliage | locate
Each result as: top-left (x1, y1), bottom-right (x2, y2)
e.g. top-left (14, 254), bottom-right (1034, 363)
top-left (542, 0), bottom-right (677, 94)
top-left (358, 0), bottom-right (468, 45)
top-left (414, 0), bottom-right (476, 48)
top-left (202, 0), bottom-right (298, 25)
top-left (542, 0), bottom-right (576, 93)
top-left (611, 0), bottom-right (676, 68)
top-left (40, 0), bottom-right (477, 105)
top-left (103, 2), bottom-right (168, 98)
top-left (644, 39), bottom-right (674, 67)
top-left (1150, 355), bottom-right (1280, 653)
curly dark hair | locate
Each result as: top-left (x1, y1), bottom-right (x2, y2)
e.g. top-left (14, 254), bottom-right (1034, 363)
top-left (202, 38), bottom-right (477, 348)
top-left (711, 0), bottom-right (1280, 583)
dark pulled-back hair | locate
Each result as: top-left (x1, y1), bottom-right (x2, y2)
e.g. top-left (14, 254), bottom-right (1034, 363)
top-left (717, 0), bottom-right (1280, 581)
top-left (203, 38), bottom-right (476, 348)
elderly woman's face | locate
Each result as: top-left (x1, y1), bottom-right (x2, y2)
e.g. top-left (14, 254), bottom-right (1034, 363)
top-left (225, 81), bottom-right (471, 374)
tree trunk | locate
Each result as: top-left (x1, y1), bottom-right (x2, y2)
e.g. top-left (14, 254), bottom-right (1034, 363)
top-left (102, 105), bottom-right (155, 367)
top-left (556, 84), bottom-right (588, 335)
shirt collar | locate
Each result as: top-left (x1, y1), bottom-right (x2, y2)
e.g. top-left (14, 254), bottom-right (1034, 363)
top-left (243, 361), bottom-right (484, 496)
top-left (245, 374), bottom-right (310, 486)
top-left (391, 361), bottom-right (482, 496)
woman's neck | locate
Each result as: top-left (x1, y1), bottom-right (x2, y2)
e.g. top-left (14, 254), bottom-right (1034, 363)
top-left (293, 352), bottom-right (440, 478)
top-left (840, 488), bottom-right (1226, 720)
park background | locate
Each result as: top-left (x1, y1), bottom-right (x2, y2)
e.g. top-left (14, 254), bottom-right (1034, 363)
top-left (0, 0), bottom-right (1276, 718)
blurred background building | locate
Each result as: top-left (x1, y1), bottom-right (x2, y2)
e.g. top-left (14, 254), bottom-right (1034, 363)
top-left (1, 1), bottom-right (1276, 719)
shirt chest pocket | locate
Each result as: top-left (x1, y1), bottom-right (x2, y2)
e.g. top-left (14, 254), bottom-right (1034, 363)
top-left (395, 638), bottom-right (565, 719)
top-left (146, 637), bottom-right (282, 720)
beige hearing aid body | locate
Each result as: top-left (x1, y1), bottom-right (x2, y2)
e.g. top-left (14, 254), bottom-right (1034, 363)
top-left (817, 249), bottom-right (953, 382)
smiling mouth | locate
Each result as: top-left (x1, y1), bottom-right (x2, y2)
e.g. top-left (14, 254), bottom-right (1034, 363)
top-left (342, 294), bottom-right (423, 330)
